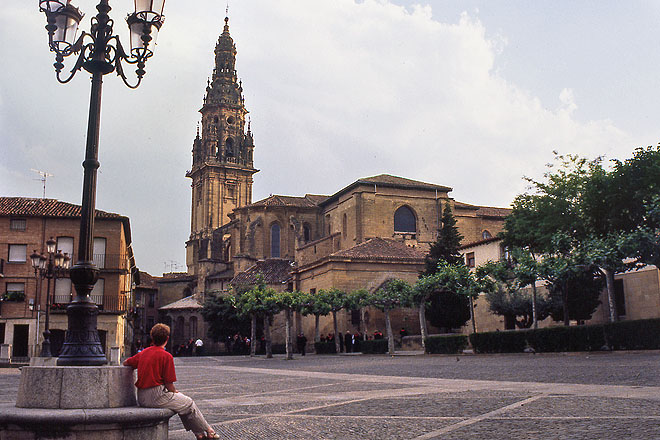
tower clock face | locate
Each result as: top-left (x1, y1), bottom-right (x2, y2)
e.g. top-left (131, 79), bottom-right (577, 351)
top-left (227, 116), bottom-right (235, 125)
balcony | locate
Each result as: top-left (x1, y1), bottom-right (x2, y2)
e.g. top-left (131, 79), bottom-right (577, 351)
top-left (62, 254), bottom-right (130, 271)
top-left (52, 293), bottom-right (127, 314)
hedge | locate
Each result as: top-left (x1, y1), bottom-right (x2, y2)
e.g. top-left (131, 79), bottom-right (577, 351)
top-left (469, 318), bottom-right (660, 353)
top-left (425, 335), bottom-right (468, 354)
top-left (360, 339), bottom-right (388, 354)
top-left (314, 341), bottom-right (337, 354)
top-left (255, 344), bottom-right (286, 355)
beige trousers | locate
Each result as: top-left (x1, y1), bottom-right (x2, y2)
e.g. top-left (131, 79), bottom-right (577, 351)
top-left (138, 385), bottom-right (211, 435)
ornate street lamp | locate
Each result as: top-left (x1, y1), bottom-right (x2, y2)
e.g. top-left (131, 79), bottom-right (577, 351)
top-left (38, 0), bottom-right (165, 366)
top-left (30, 238), bottom-right (71, 358)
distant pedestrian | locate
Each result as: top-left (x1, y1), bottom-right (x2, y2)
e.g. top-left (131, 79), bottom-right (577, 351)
top-left (296, 333), bottom-right (308, 356)
top-left (344, 330), bottom-right (352, 353)
top-left (195, 338), bottom-right (204, 356)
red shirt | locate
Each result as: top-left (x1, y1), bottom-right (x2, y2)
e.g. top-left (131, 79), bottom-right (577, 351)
top-left (124, 345), bottom-right (177, 389)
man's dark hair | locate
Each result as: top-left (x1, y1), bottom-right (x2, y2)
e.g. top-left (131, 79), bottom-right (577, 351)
top-left (150, 323), bottom-right (170, 346)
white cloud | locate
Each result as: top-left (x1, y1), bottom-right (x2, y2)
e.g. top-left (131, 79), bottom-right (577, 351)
top-left (0, 0), bottom-right (648, 274)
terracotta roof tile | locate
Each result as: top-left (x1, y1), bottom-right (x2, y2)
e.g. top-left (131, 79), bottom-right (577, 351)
top-left (357, 174), bottom-right (451, 191)
top-left (244, 195), bottom-right (321, 209)
top-left (0, 197), bottom-right (124, 219)
top-left (454, 201), bottom-right (511, 218)
top-left (331, 237), bottom-right (425, 261)
top-left (231, 259), bottom-right (293, 285)
top-left (137, 271), bottom-right (160, 289)
top-left (159, 295), bottom-right (202, 310)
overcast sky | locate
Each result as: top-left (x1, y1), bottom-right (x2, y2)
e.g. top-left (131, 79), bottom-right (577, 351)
top-left (1, 1), bottom-right (659, 276)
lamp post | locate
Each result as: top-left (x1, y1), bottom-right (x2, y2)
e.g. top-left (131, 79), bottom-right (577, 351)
top-left (38, 0), bottom-right (166, 366)
top-left (30, 238), bottom-right (71, 358)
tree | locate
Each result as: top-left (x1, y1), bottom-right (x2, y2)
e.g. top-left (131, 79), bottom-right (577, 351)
top-left (477, 260), bottom-right (550, 329)
top-left (299, 290), bottom-right (332, 343)
top-left (423, 202), bottom-right (464, 276)
top-left (422, 261), bottom-right (480, 333)
top-left (369, 279), bottom-right (412, 355)
top-left (235, 282), bottom-right (279, 358)
top-left (346, 289), bottom-right (369, 340)
top-left (321, 288), bottom-right (348, 354)
top-left (201, 292), bottom-right (251, 344)
top-left (274, 290), bottom-right (305, 360)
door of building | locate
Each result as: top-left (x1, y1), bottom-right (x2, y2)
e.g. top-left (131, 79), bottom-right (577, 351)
top-left (12, 324), bottom-right (29, 358)
top-left (98, 330), bottom-right (107, 357)
top-left (0, 323), bottom-right (5, 344)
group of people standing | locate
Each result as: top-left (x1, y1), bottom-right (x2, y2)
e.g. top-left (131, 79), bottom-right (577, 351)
top-left (174, 338), bottom-right (204, 357)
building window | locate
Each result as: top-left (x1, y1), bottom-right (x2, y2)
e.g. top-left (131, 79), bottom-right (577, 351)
top-left (225, 137), bottom-right (234, 157)
top-left (10, 219), bottom-right (26, 231)
top-left (466, 252), bottom-right (475, 268)
top-left (5, 283), bottom-right (25, 301)
top-left (148, 292), bottom-right (155, 308)
top-left (8, 244), bottom-right (27, 263)
top-left (147, 317), bottom-right (155, 332)
top-left (91, 278), bottom-right (104, 305)
top-left (175, 317), bottom-right (185, 339)
top-left (351, 309), bottom-right (360, 325)
top-left (342, 214), bottom-right (348, 238)
top-left (54, 278), bottom-right (72, 304)
top-left (394, 206), bottom-right (416, 233)
top-left (482, 230), bottom-right (492, 240)
top-left (57, 237), bottom-right (74, 260)
top-left (190, 316), bottom-right (198, 338)
top-left (303, 224), bottom-right (311, 243)
top-left (310, 288), bottom-right (316, 295)
top-left (270, 223), bottom-right (281, 258)
top-left (93, 237), bottom-right (106, 269)
top-left (500, 245), bottom-right (511, 261)
top-left (614, 279), bottom-right (626, 317)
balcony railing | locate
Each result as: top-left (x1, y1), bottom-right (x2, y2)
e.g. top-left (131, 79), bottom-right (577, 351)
top-left (52, 293), bottom-right (127, 313)
top-left (60, 254), bottom-right (129, 270)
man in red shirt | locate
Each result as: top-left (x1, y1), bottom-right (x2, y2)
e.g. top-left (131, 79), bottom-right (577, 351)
top-left (124, 323), bottom-right (218, 439)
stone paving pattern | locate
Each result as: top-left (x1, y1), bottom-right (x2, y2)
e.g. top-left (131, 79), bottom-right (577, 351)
top-left (2, 351), bottom-right (660, 439)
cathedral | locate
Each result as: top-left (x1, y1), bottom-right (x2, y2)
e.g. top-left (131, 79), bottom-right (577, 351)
top-left (160, 17), bottom-right (509, 349)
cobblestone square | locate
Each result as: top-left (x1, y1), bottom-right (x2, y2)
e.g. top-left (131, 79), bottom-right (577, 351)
top-left (2, 351), bottom-right (660, 439)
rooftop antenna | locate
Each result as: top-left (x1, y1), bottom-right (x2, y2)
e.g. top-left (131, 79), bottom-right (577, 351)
top-left (31, 169), bottom-right (53, 198)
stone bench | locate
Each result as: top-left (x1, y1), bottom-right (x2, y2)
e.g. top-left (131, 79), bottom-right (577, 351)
top-left (0, 406), bottom-right (174, 440)
top-left (0, 365), bottom-right (175, 440)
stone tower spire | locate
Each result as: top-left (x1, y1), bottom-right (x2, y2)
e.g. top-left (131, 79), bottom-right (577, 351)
top-left (186, 16), bottom-right (258, 274)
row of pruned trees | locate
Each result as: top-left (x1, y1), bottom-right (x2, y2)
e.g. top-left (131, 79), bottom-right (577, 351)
top-left (201, 259), bottom-right (489, 358)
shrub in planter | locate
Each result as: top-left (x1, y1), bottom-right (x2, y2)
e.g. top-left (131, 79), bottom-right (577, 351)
top-left (425, 335), bottom-right (468, 354)
top-left (470, 330), bottom-right (528, 353)
top-left (3, 291), bottom-right (25, 302)
top-left (604, 318), bottom-right (660, 350)
top-left (314, 341), bottom-right (337, 354)
top-left (360, 339), bottom-right (388, 354)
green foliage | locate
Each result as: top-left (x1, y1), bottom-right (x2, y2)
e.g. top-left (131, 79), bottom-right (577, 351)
top-left (313, 341), bottom-right (337, 354)
top-left (369, 279), bottom-right (412, 311)
top-left (422, 261), bottom-right (480, 331)
top-left (424, 335), bottom-right (468, 354)
top-left (299, 290), bottom-right (332, 317)
top-left (423, 202), bottom-right (464, 275)
top-left (320, 288), bottom-right (349, 312)
top-left (201, 292), bottom-right (252, 342)
top-left (3, 291), bottom-right (25, 302)
top-left (359, 339), bottom-right (388, 354)
top-left (469, 330), bottom-right (528, 353)
top-left (469, 319), bottom-right (660, 353)
top-left (543, 261), bottom-right (604, 322)
top-left (478, 259), bottom-right (550, 329)
top-left (234, 281), bottom-right (280, 318)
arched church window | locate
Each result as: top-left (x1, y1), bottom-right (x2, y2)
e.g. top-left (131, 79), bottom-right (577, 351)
top-left (482, 230), bottom-right (492, 240)
top-left (225, 137), bottom-right (234, 157)
top-left (175, 316), bottom-right (185, 340)
top-left (303, 224), bottom-right (311, 243)
top-left (394, 206), bottom-right (416, 233)
top-left (190, 316), bottom-right (198, 338)
top-left (227, 116), bottom-right (235, 124)
top-left (271, 223), bottom-right (281, 258)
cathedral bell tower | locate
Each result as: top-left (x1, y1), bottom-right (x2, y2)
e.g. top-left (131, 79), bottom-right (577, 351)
top-left (186, 17), bottom-right (258, 274)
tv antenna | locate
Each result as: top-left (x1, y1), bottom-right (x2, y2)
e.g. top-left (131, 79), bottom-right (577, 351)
top-left (31, 169), bottom-right (53, 198)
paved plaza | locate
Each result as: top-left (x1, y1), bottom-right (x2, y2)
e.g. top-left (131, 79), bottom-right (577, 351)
top-left (2, 351), bottom-right (660, 439)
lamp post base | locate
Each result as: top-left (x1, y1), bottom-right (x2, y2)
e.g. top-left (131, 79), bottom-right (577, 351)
top-left (57, 301), bottom-right (107, 366)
